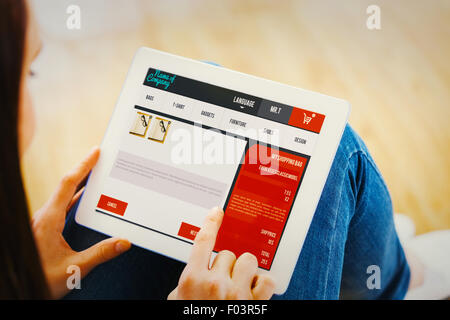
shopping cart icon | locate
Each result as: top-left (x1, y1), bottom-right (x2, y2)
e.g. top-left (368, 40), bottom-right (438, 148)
top-left (303, 112), bottom-right (316, 125)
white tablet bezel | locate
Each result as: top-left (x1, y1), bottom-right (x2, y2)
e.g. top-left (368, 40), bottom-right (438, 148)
top-left (75, 47), bottom-right (350, 295)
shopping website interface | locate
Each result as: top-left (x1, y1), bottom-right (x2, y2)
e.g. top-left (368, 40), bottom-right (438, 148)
top-left (97, 68), bottom-right (325, 270)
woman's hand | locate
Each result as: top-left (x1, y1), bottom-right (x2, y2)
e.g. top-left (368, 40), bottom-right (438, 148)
top-left (168, 207), bottom-right (275, 300)
top-left (31, 147), bottom-right (131, 299)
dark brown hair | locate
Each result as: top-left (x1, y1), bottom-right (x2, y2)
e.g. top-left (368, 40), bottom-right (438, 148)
top-left (0, 0), bottom-right (49, 299)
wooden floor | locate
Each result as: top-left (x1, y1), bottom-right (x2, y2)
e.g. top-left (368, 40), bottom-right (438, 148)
top-left (24, 0), bottom-right (449, 234)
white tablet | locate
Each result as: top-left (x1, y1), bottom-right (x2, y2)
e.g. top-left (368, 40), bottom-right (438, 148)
top-left (75, 47), bottom-right (350, 294)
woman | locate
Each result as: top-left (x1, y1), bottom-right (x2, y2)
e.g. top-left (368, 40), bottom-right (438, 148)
top-left (0, 0), bottom-right (274, 299)
top-left (2, 0), bottom-right (423, 300)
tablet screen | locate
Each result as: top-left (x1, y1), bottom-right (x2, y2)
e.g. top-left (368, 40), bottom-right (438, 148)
top-left (94, 67), bottom-right (325, 270)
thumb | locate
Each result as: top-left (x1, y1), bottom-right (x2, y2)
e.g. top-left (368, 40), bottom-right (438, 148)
top-left (77, 238), bottom-right (131, 275)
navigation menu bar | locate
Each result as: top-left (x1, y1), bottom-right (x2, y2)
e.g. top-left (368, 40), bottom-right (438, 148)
top-left (137, 86), bottom-right (318, 156)
top-left (143, 68), bottom-right (325, 134)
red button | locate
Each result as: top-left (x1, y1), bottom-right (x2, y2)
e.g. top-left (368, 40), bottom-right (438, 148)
top-left (288, 107), bottom-right (325, 133)
top-left (178, 222), bottom-right (200, 241)
top-left (97, 195), bottom-right (128, 216)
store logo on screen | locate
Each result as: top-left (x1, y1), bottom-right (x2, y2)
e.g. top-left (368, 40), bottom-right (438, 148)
top-left (145, 69), bottom-right (176, 90)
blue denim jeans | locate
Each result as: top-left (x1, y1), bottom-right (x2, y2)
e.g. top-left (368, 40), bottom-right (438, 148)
top-left (62, 125), bottom-right (410, 299)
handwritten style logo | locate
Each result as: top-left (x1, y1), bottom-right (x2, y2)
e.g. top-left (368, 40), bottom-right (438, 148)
top-left (146, 69), bottom-right (176, 90)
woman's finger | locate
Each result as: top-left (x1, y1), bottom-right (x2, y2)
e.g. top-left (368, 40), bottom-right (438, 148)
top-left (67, 186), bottom-right (84, 213)
top-left (251, 274), bottom-right (275, 300)
top-left (187, 207), bottom-right (224, 270)
top-left (231, 252), bottom-right (258, 289)
top-left (49, 147), bottom-right (100, 212)
top-left (77, 237), bottom-right (131, 276)
top-left (211, 250), bottom-right (236, 276)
